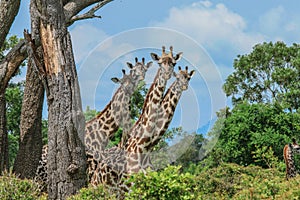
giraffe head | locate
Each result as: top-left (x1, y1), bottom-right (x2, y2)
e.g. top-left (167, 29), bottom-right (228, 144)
top-left (127, 57), bottom-right (152, 82)
top-left (291, 138), bottom-right (300, 154)
top-left (173, 66), bottom-right (196, 90)
top-left (150, 46), bottom-right (183, 79)
top-left (111, 69), bottom-right (135, 95)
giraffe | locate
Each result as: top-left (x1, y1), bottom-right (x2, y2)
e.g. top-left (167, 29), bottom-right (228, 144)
top-left (283, 138), bottom-right (300, 180)
top-left (148, 66), bottom-right (195, 150)
top-left (34, 58), bottom-right (152, 190)
top-left (124, 46), bottom-right (183, 173)
top-left (85, 58), bottom-right (152, 154)
top-left (88, 46), bottom-right (184, 193)
top-left (90, 65), bottom-right (195, 198)
top-left (85, 58), bottom-right (152, 181)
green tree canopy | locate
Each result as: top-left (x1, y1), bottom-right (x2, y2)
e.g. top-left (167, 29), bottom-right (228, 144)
top-left (223, 41), bottom-right (300, 111)
top-left (211, 102), bottom-right (300, 167)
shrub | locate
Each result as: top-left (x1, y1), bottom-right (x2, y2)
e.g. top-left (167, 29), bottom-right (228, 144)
top-left (0, 171), bottom-right (46, 200)
top-left (67, 184), bottom-right (117, 200)
top-left (125, 165), bottom-right (199, 200)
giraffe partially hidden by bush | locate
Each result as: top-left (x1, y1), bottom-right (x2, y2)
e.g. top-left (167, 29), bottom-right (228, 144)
top-left (90, 65), bottom-right (196, 198)
top-left (283, 138), bottom-right (300, 180)
top-left (34, 58), bottom-right (152, 191)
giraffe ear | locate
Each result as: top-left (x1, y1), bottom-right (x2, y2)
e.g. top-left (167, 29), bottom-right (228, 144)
top-left (189, 70), bottom-right (196, 77)
top-left (127, 62), bottom-right (133, 69)
top-left (151, 53), bottom-right (160, 61)
top-left (111, 77), bottom-right (120, 83)
top-left (146, 61), bottom-right (153, 69)
top-left (173, 71), bottom-right (177, 77)
top-left (174, 52), bottom-right (183, 62)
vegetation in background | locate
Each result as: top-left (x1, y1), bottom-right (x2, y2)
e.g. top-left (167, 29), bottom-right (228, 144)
top-left (5, 82), bottom-right (23, 168)
top-left (66, 163), bottom-right (300, 199)
top-left (209, 102), bottom-right (300, 167)
top-left (2, 41), bottom-right (300, 199)
top-left (223, 41), bottom-right (300, 111)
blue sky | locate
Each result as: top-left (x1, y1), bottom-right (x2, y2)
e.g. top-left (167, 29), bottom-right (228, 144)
top-left (9, 0), bottom-right (300, 134)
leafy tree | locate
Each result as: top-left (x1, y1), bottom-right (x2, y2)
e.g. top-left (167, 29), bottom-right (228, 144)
top-left (210, 102), bottom-right (300, 167)
top-left (0, 35), bottom-right (20, 60)
top-left (5, 82), bottom-right (23, 168)
top-left (223, 42), bottom-right (300, 111)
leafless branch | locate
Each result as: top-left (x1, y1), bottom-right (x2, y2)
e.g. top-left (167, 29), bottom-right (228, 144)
top-left (68, 0), bottom-right (113, 25)
top-left (0, 40), bottom-right (26, 93)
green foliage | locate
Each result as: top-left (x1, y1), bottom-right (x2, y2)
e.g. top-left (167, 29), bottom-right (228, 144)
top-left (84, 106), bottom-right (99, 122)
top-left (211, 102), bottom-right (300, 167)
top-left (126, 165), bottom-right (199, 200)
top-left (0, 35), bottom-right (21, 61)
top-left (5, 82), bottom-right (23, 168)
top-left (68, 184), bottom-right (116, 200)
top-left (223, 41), bottom-right (300, 111)
top-left (195, 163), bottom-right (300, 199)
top-left (252, 146), bottom-right (285, 170)
top-left (130, 81), bottom-right (148, 120)
top-left (0, 171), bottom-right (47, 200)
top-left (125, 163), bottom-right (300, 199)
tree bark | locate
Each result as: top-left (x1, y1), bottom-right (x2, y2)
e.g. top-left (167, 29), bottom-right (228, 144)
top-left (13, 0), bottom-right (113, 179)
top-left (33, 0), bottom-right (86, 198)
top-left (13, 0), bottom-right (45, 178)
top-left (0, 0), bottom-right (21, 48)
top-left (13, 60), bottom-right (44, 178)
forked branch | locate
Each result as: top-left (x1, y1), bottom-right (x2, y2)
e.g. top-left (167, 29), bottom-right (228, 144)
top-left (68, 0), bottom-right (113, 25)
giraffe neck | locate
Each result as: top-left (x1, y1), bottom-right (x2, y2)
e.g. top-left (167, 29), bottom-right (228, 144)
top-left (284, 144), bottom-right (297, 180)
top-left (84, 86), bottom-right (132, 153)
top-left (140, 67), bottom-right (167, 118)
top-left (123, 67), bottom-right (170, 173)
top-left (125, 67), bottom-right (168, 145)
top-left (147, 80), bottom-right (183, 150)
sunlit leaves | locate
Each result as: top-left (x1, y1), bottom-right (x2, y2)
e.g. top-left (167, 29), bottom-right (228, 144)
top-left (224, 42), bottom-right (300, 111)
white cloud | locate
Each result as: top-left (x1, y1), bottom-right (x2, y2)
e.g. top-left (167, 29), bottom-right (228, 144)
top-left (152, 1), bottom-right (265, 56)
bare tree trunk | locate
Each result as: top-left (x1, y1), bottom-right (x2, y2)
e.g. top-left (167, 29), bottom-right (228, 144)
top-left (12, 0), bottom-right (45, 178)
top-left (13, 0), bottom-right (113, 180)
top-left (30, 0), bottom-right (87, 198)
top-left (13, 60), bottom-right (44, 178)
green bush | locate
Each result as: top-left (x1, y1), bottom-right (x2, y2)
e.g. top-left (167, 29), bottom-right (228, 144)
top-left (196, 163), bottom-right (300, 199)
top-left (0, 171), bottom-right (46, 200)
top-left (68, 184), bottom-right (117, 200)
top-left (125, 165), bottom-right (199, 200)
